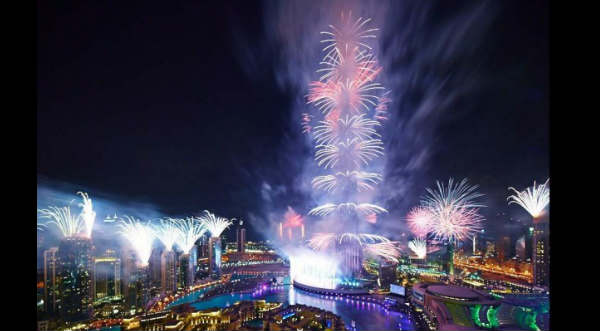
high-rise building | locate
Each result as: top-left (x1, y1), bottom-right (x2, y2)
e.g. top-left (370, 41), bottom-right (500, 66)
top-left (121, 249), bottom-right (137, 307)
top-left (533, 218), bottom-right (549, 287)
top-left (160, 250), bottom-right (177, 294)
top-left (378, 261), bottom-right (397, 290)
top-left (236, 222), bottom-right (246, 253)
top-left (496, 236), bottom-right (511, 262)
top-left (148, 247), bottom-right (163, 288)
top-left (57, 237), bottom-right (93, 322)
top-left (93, 249), bottom-right (121, 300)
top-left (43, 247), bottom-right (59, 314)
top-left (515, 236), bottom-right (526, 260)
top-left (208, 237), bottom-right (222, 278)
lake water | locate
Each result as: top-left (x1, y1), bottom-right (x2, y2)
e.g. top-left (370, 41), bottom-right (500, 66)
top-left (168, 284), bottom-right (416, 331)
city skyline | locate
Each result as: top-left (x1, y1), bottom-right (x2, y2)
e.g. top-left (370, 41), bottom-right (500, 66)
top-left (36, 1), bottom-right (549, 330)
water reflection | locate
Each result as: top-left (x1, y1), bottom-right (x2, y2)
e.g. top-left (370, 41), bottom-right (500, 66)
top-left (169, 285), bottom-right (415, 330)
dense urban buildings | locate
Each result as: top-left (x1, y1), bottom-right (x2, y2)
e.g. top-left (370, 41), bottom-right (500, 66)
top-left (37, 1), bottom-right (549, 330)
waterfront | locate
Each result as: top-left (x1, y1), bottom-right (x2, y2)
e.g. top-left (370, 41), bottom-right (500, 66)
top-left (167, 284), bottom-right (416, 331)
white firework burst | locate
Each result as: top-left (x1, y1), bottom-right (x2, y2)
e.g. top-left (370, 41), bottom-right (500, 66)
top-left (118, 216), bottom-right (155, 266)
top-left (507, 179), bottom-right (550, 218)
top-left (38, 206), bottom-right (84, 238)
top-left (173, 217), bottom-right (207, 254)
top-left (408, 239), bottom-right (427, 259)
top-left (315, 138), bottom-right (384, 169)
top-left (308, 202), bottom-right (387, 217)
top-left (153, 218), bottom-right (180, 252)
top-left (313, 114), bottom-right (381, 145)
top-left (363, 241), bottom-right (402, 262)
top-left (312, 170), bottom-right (382, 192)
top-left (308, 232), bottom-right (390, 251)
top-left (199, 210), bottom-right (232, 238)
top-left (77, 191), bottom-right (96, 238)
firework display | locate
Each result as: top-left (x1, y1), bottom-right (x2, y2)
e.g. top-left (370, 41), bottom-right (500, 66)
top-left (408, 239), bottom-right (427, 259)
top-left (77, 191), bottom-right (96, 238)
top-left (199, 210), bottom-right (232, 238)
top-left (293, 12), bottom-right (393, 288)
top-left (153, 218), bottom-right (180, 252)
top-left (421, 178), bottom-right (485, 244)
top-left (406, 206), bottom-right (434, 238)
top-left (38, 206), bottom-right (83, 238)
top-left (289, 251), bottom-right (340, 290)
top-left (118, 216), bottom-right (155, 266)
top-left (508, 179), bottom-right (550, 218)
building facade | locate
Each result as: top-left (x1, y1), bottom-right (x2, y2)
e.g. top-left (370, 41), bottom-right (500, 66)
top-left (57, 237), bottom-right (93, 322)
top-left (93, 249), bottom-right (121, 300)
top-left (43, 247), bottom-right (59, 314)
top-left (160, 250), bottom-right (177, 294)
top-left (532, 218), bottom-right (549, 287)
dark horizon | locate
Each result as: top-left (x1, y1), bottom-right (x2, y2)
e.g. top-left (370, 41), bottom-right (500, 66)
top-left (37, 1), bottom-right (548, 247)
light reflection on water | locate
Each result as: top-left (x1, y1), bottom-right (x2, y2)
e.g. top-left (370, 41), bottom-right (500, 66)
top-left (168, 285), bottom-right (415, 331)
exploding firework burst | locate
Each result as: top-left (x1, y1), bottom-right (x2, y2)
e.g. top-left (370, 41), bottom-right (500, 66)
top-left (173, 217), bottom-right (207, 254)
top-left (422, 178), bottom-right (486, 210)
top-left (312, 170), bottom-right (382, 192)
top-left (422, 178), bottom-right (485, 243)
top-left (118, 216), bottom-right (155, 266)
top-left (199, 210), bottom-right (232, 238)
top-left (315, 138), bottom-right (384, 169)
top-left (406, 206), bottom-right (434, 238)
top-left (308, 202), bottom-right (387, 217)
top-left (320, 12), bottom-right (378, 65)
top-left (408, 239), bottom-right (427, 259)
top-left (307, 232), bottom-right (390, 251)
top-left (363, 241), bottom-right (402, 262)
top-left (313, 114), bottom-right (381, 145)
top-left (77, 191), bottom-right (96, 238)
top-left (507, 179), bottom-right (550, 218)
top-left (153, 218), bottom-right (180, 252)
top-left (38, 206), bottom-right (84, 238)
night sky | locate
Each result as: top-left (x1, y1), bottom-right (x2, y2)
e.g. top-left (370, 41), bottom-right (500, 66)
top-left (37, 1), bottom-right (548, 243)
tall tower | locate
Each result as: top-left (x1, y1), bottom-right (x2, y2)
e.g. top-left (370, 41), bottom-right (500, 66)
top-left (161, 250), bottom-right (177, 294)
top-left (43, 247), bottom-right (59, 314)
top-left (57, 237), bottom-right (93, 322)
top-left (303, 12), bottom-right (389, 279)
top-left (532, 216), bottom-right (549, 287)
top-left (208, 237), bottom-right (222, 278)
top-left (236, 220), bottom-right (246, 253)
top-left (93, 249), bottom-right (121, 300)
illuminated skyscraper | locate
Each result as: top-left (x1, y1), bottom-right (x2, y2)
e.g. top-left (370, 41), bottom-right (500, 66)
top-left (160, 250), bottom-right (177, 294)
top-left (43, 247), bottom-right (59, 314)
top-left (148, 247), bottom-right (162, 288)
top-left (496, 236), bottom-right (511, 262)
top-left (208, 237), bottom-right (222, 278)
top-left (93, 249), bottom-right (121, 300)
top-left (532, 218), bottom-right (549, 287)
top-left (57, 237), bottom-right (93, 322)
top-left (236, 221), bottom-right (246, 253)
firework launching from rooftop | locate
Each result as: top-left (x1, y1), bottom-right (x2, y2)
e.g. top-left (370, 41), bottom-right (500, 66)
top-left (38, 206), bottom-right (83, 238)
top-left (118, 216), bottom-right (155, 266)
top-left (199, 210), bottom-right (232, 238)
top-left (508, 178), bottom-right (550, 219)
top-left (77, 191), bottom-right (96, 238)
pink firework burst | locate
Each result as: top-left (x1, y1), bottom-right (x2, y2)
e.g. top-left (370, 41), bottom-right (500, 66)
top-left (428, 206), bottom-right (484, 244)
top-left (406, 206), bottom-right (433, 238)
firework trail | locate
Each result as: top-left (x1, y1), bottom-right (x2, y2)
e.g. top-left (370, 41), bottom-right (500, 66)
top-left (199, 210), bottom-right (232, 238)
top-left (308, 202), bottom-right (387, 217)
top-left (153, 218), bottom-right (180, 252)
top-left (38, 206), bottom-right (84, 238)
top-left (77, 191), bottom-right (96, 238)
top-left (118, 216), bottom-right (155, 266)
top-left (307, 232), bottom-right (390, 251)
top-left (363, 241), bottom-right (402, 262)
top-left (408, 239), bottom-right (427, 259)
top-left (507, 178), bottom-right (550, 218)
top-left (173, 217), bottom-right (207, 254)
